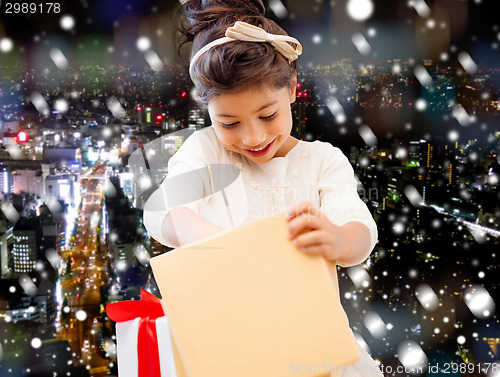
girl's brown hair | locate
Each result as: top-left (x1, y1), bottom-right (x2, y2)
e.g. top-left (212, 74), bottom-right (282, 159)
top-left (176, 0), bottom-right (297, 105)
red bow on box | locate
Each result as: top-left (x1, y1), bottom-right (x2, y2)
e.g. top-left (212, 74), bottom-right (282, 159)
top-left (107, 289), bottom-right (165, 377)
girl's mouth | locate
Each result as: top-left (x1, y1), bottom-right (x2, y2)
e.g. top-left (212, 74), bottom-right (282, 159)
top-left (243, 140), bottom-right (274, 157)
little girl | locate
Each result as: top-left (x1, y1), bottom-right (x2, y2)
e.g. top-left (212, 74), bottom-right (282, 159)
top-left (144, 0), bottom-right (382, 375)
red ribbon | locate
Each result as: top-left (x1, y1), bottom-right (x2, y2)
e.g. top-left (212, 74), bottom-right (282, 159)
top-left (107, 289), bottom-right (165, 377)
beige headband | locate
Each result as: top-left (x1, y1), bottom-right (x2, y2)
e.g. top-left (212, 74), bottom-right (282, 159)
top-left (189, 21), bottom-right (303, 78)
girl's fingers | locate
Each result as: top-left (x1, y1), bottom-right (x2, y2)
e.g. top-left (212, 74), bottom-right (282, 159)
top-left (287, 212), bottom-right (326, 239)
top-left (291, 230), bottom-right (337, 259)
top-left (296, 244), bottom-right (327, 256)
top-left (285, 201), bottom-right (316, 220)
top-left (291, 229), bottom-right (326, 249)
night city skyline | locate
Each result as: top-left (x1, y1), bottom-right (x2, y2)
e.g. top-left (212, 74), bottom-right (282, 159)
top-left (1, 1), bottom-right (500, 376)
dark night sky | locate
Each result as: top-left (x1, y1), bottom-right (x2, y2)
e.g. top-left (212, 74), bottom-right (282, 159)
top-left (0, 1), bottom-right (497, 35)
top-left (1, 0), bottom-right (499, 66)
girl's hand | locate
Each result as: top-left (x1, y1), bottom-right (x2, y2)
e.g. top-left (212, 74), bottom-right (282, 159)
top-left (285, 201), bottom-right (351, 262)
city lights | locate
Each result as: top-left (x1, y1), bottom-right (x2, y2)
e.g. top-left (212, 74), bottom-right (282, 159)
top-left (0, 2), bottom-right (499, 376)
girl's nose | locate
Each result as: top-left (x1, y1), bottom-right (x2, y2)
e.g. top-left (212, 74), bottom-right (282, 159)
top-left (241, 124), bottom-right (266, 147)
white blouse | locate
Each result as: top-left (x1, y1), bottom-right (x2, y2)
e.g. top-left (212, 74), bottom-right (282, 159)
top-left (143, 126), bottom-right (377, 265)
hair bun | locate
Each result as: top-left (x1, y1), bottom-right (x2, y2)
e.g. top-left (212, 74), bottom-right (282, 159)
top-left (201, 0), bottom-right (265, 16)
top-left (178, 0), bottom-right (266, 43)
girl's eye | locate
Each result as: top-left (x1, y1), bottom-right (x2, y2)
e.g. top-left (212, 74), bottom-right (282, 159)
top-left (221, 122), bottom-right (238, 129)
top-left (261, 111), bottom-right (277, 121)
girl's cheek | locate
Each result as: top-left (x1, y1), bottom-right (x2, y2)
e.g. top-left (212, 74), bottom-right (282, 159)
top-left (220, 133), bottom-right (234, 145)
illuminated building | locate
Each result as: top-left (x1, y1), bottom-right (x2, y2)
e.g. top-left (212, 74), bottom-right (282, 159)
top-left (483, 337), bottom-right (500, 357)
top-left (0, 167), bottom-right (13, 194)
top-left (0, 212), bottom-right (13, 277)
top-left (13, 168), bottom-right (44, 198)
top-left (137, 106), bottom-right (164, 127)
top-left (12, 218), bottom-right (41, 275)
top-left (45, 174), bottom-right (76, 206)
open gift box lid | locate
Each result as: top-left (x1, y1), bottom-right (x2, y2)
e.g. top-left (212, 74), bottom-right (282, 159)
top-left (150, 214), bottom-right (359, 377)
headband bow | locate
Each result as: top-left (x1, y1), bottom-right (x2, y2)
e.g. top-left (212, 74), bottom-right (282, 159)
top-left (189, 21), bottom-right (302, 78)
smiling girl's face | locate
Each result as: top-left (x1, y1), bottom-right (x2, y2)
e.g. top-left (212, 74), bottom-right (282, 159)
top-left (207, 83), bottom-right (297, 163)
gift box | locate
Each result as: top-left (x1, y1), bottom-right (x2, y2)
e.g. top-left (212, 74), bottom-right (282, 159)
top-left (150, 214), bottom-right (360, 377)
top-left (107, 289), bottom-right (186, 377)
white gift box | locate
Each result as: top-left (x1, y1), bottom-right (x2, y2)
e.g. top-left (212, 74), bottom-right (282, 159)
top-left (107, 289), bottom-right (184, 377)
top-left (115, 316), bottom-right (178, 377)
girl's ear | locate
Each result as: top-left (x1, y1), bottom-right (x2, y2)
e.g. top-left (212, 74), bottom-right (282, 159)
top-left (289, 72), bottom-right (298, 103)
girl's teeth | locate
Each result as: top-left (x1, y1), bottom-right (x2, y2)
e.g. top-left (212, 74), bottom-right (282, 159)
top-left (251, 145), bottom-right (267, 151)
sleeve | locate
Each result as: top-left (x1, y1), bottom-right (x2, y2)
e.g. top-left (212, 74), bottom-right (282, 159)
top-left (143, 131), bottom-right (214, 247)
top-left (316, 143), bottom-right (378, 267)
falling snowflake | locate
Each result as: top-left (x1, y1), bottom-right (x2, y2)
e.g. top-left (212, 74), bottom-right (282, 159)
top-left (54, 98), bottom-right (69, 113)
top-left (325, 97), bottom-right (346, 124)
top-left (49, 47), bottom-right (69, 70)
top-left (31, 338), bottom-right (42, 349)
top-left (30, 92), bottom-right (50, 116)
top-left (358, 125), bottom-right (378, 146)
top-left (269, 0), bottom-right (287, 18)
top-left (488, 174), bottom-right (499, 185)
top-left (346, 0), bottom-right (374, 21)
top-left (1, 202), bottom-right (20, 222)
top-left (396, 147), bottom-right (407, 159)
top-left (102, 127), bottom-right (113, 138)
top-left (409, 0), bottom-right (431, 18)
top-left (19, 274), bottom-right (37, 297)
top-left (60, 15), bottom-right (76, 30)
top-left (136, 37), bottom-right (151, 52)
top-left (457, 51), bottom-right (477, 73)
top-left (415, 283), bottom-right (439, 311)
top-left (404, 185), bottom-right (423, 207)
top-left (139, 175), bottom-right (152, 190)
top-left (347, 266), bottom-right (372, 288)
top-left (133, 246), bottom-right (151, 266)
top-left (431, 219), bottom-right (441, 228)
top-left (426, 19), bottom-right (436, 29)
top-left (0, 37), bottom-right (14, 52)
top-left (35, 260), bottom-right (45, 271)
top-left (352, 33), bottom-right (371, 55)
top-left (452, 104), bottom-right (475, 127)
top-left (415, 98), bottom-right (427, 111)
top-left (464, 285), bottom-right (496, 319)
top-left (145, 50), bottom-right (164, 71)
top-left (106, 97), bottom-right (126, 119)
top-left (392, 222), bottom-right (405, 235)
top-left (397, 340), bottom-right (428, 374)
top-left (414, 66), bottom-right (433, 87)
top-left (312, 34), bottom-right (322, 44)
top-left (448, 130), bottom-right (459, 141)
top-left (75, 310), bottom-right (87, 321)
top-left (363, 311), bottom-right (387, 339)
top-left (116, 260), bottom-right (127, 271)
top-left (45, 249), bottom-right (62, 270)
top-left (469, 228), bottom-right (487, 244)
